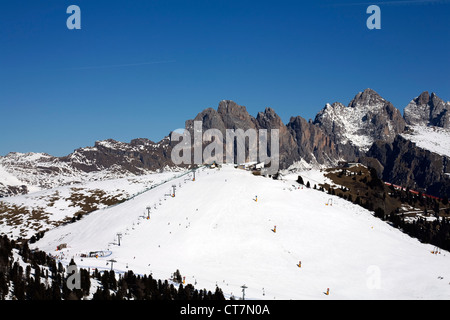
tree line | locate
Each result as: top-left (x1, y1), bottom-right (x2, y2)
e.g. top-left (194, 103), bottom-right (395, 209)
top-left (0, 235), bottom-right (225, 300)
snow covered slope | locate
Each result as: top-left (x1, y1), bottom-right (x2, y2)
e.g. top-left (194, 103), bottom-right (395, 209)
top-left (0, 152), bottom-right (130, 196)
top-left (0, 171), bottom-right (184, 239)
top-left (32, 165), bottom-right (450, 300)
top-left (401, 125), bottom-right (450, 158)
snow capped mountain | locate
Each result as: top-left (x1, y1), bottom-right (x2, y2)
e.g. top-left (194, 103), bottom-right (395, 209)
top-left (0, 152), bottom-right (75, 195)
top-left (30, 165), bottom-right (450, 300)
top-left (1, 90), bottom-right (447, 200)
top-left (404, 91), bottom-right (450, 128)
top-left (314, 89), bottom-right (406, 152)
top-left (0, 137), bottom-right (178, 198)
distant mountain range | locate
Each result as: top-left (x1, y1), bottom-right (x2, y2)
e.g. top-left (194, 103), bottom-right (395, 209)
top-left (1, 89), bottom-right (449, 198)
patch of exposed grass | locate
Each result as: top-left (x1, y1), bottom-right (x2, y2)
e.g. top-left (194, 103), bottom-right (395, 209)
top-left (67, 189), bottom-right (125, 216)
top-left (1, 188), bottom-right (128, 239)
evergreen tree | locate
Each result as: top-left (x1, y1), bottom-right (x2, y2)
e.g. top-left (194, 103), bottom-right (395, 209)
top-left (174, 269), bottom-right (182, 283)
top-left (375, 208), bottom-right (385, 220)
top-left (51, 280), bottom-right (62, 300)
top-left (214, 286), bottom-right (225, 300)
top-left (177, 283), bottom-right (187, 300)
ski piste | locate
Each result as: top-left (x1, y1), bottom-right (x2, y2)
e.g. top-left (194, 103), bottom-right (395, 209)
top-left (31, 164), bottom-right (450, 300)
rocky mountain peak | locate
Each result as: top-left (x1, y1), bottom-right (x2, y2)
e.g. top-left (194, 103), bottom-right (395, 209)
top-left (216, 100), bottom-right (256, 130)
top-left (256, 107), bottom-right (283, 128)
top-left (218, 100), bottom-right (248, 118)
top-left (416, 91), bottom-right (430, 105)
top-left (404, 91), bottom-right (450, 128)
top-left (129, 138), bottom-right (158, 148)
top-left (348, 88), bottom-right (385, 109)
top-left (314, 89), bottom-right (405, 152)
top-left (2, 92), bottom-right (448, 199)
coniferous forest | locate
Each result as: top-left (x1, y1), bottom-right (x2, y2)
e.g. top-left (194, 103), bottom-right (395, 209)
top-left (0, 235), bottom-right (225, 300)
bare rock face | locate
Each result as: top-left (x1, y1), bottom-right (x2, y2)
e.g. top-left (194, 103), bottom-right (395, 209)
top-left (183, 101), bottom-right (350, 169)
top-left (218, 100), bottom-right (257, 131)
top-left (366, 135), bottom-right (450, 197)
top-left (286, 116), bottom-right (341, 166)
top-left (314, 89), bottom-right (406, 153)
top-left (255, 108), bottom-right (300, 169)
top-left (404, 91), bottom-right (450, 128)
top-left (184, 102), bottom-right (298, 168)
top-left (0, 183), bottom-right (28, 198)
top-left (60, 138), bottom-right (174, 174)
top-left (183, 100), bottom-right (364, 169)
top-left (185, 101), bottom-right (257, 137)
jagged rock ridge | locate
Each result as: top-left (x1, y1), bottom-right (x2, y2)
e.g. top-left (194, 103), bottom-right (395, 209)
top-left (404, 91), bottom-right (450, 128)
top-left (314, 88), bottom-right (406, 153)
top-left (1, 89), bottom-right (450, 198)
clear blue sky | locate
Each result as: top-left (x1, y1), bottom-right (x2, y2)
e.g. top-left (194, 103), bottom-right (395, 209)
top-left (1, 0), bottom-right (449, 156)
